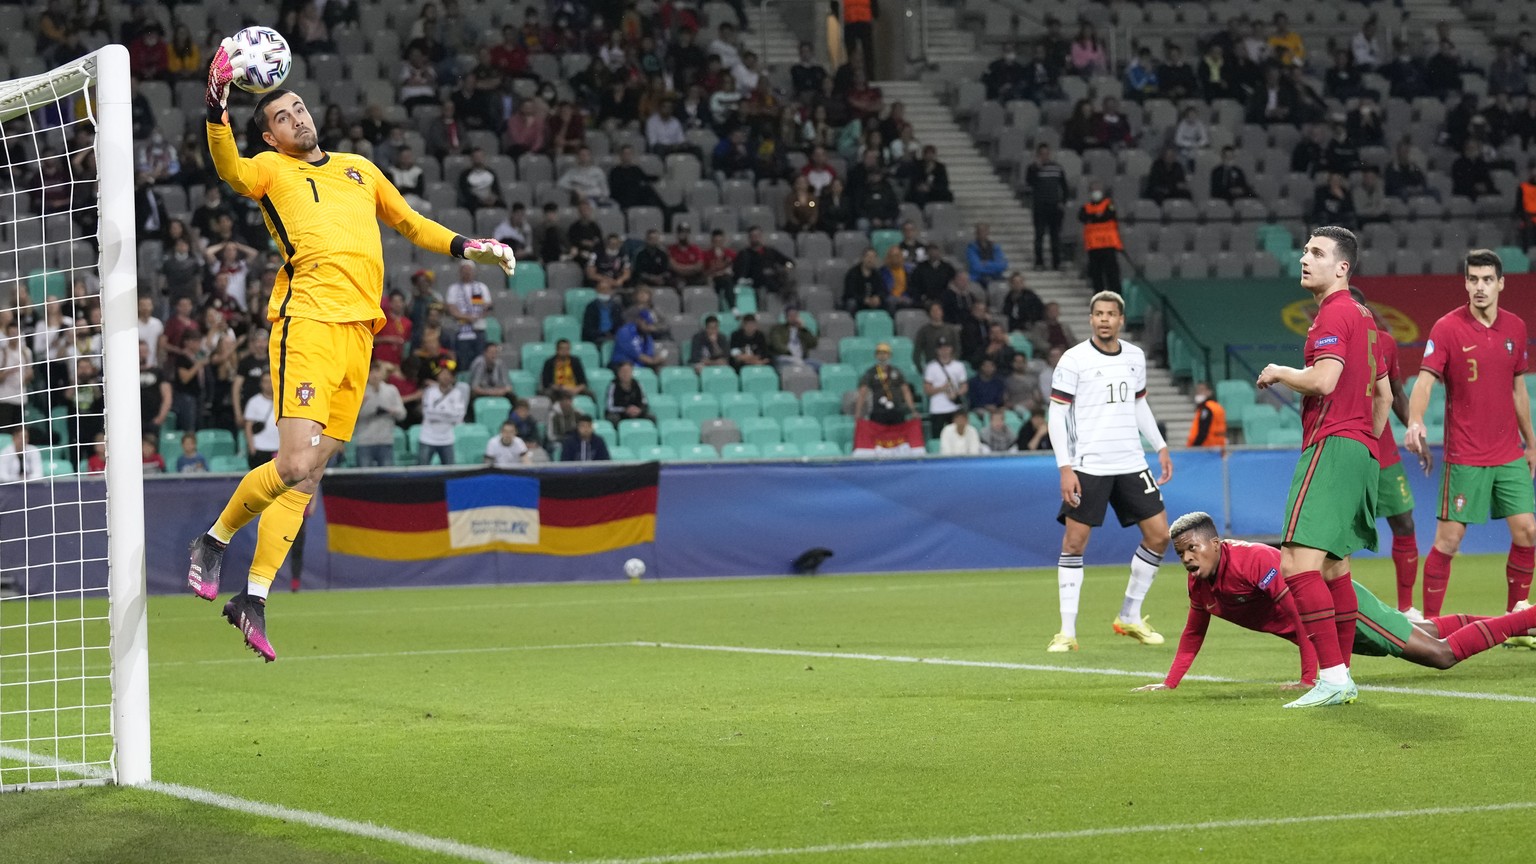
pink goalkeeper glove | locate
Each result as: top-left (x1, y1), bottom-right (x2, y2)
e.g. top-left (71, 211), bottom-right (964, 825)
top-left (463, 238), bottom-right (516, 275)
top-left (206, 38), bottom-right (236, 113)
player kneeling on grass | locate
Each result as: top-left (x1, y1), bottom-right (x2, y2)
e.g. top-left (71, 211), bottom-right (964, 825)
top-left (1131, 511), bottom-right (1536, 694)
top-left (185, 40), bottom-right (516, 662)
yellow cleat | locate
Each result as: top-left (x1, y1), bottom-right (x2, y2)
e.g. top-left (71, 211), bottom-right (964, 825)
top-left (1046, 633), bottom-right (1079, 653)
top-left (1113, 616), bottom-right (1166, 645)
top-left (1505, 601), bottom-right (1536, 649)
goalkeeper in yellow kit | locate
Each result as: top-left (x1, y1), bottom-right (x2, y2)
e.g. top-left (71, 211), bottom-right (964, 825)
top-left (186, 41), bottom-right (515, 661)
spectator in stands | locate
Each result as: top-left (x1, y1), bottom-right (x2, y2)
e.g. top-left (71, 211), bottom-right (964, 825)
top-left (567, 200), bottom-right (603, 260)
top-left (1018, 409), bottom-right (1052, 451)
top-left (376, 292), bottom-right (415, 371)
top-left (1069, 23), bottom-right (1107, 76)
top-left (1324, 122), bottom-right (1361, 176)
top-left (129, 22), bottom-right (169, 79)
top-left (555, 146), bottom-right (610, 206)
top-left (1247, 66), bottom-right (1296, 126)
top-left (729, 313), bottom-right (772, 369)
top-left (710, 127), bottom-right (754, 183)
top-left (1022, 144), bottom-right (1068, 271)
top-left (1005, 352), bottom-right (1039, 413)
top-left (353, 361), bottom-right (407, 467)
top-left (1346, 97), bottom-right (1386, 148)
top-left (605, 362), bottom-right (652, 424)
top-left (630, 229), bottom-right (675, 292)
top-left (906, 146), bottom-right (954, 207)
top-left (535, 338), bottom-right (589, 404)
top-left (913, 301), bottom-right (959, 370)
top-left (382, 147), bottom-right (431, 214)
top-left (1202, 147), bottom-right (1256, 206)
top-left (1426, 40), bottom-right (1470, 99)
top-left (816, 176), bottom-right (855, 235)
top-left (1324, 49), bottom-right (1363, 101)
top-left (543, 392), bottom-right (577, 449)
top-left (1094, 97), bottom-right (1135, 149)
top-left (960, 299), bottom-right (992, 365)
top-left (1187, 382), bottom-right (1227, 449)
top-left (1489, 45), bottom-right (1527, 97)
top-left (159, 238), bottom-right (202, 306)
top-left (547, 101), bottom-right (586, 156)
top-left (577, 274), bottom-right (623, 346)
top-left (785, 176), bottom-right (821, 235)
top-left (842, 249), bottom-right (885, 313)
top-left (1267, 13), bottom-right (1305, 67)
top-left (137, 129), bottom-right (180, 184)
top-left (444, 261), bottom-right (493, 365)
top-left (1158, 44), bottom-right (1198, 101)
top-left (668, 224), bottom-right (707, 285)
top-left (611, 314), bottom-right (666, 371)
top-left (923, 339), bottom-right (967, 439)
top-left (709, 22), bottom-right (744, 70)
top-left (1022, 42), bottom-right (1064, 102)
top-left (1290, 124), bottom-right (1327, 176)
top-left (1379, 140), bottom-right (1427, 201)
top-left (609, 145), bottom-right (671, 222)
top-left (134, 172), bottom-right (168, 242)
top-left (490, 203), bottom-right (533, 258)
top-left (168, 330), bottom-right (206, 432)
top-left (1452, 140), bottom-right (1496, 200)
top-left (645, 100), bottom-right (691, 157)
top-left (560, 415), bottom-right (611, 462)
top-left (856, 342), bottom-right (918, 424)
top-left (1352, 17), bottom-right (1382, 71)
top-left (1123, 47), bottom-right (1159, 101)
top-left (1518, 162), bottom-right (1536, 250)
top-left (1381, 39), bottom-right (1427, 100)
top-left (469, 341), bottom-right (513, 404)
top-left (969, 357), bottom-right (1005, 412)
top-left (1030, 304), bottom-right (1077, 357)
top-left (1355, 167), bottom-right (1387, 225)
top-left (1041, 17), bottom-right (1071, 76)
top-left (978, 408), bottom-right (1015, 453)
top-left (704, 231), bottom-right (740, 308)
top-left (450, 71), bottom-right (502, 133)
top-left (1001, 272), bottom-right (1045, 333)
top-left (896, 222), bottom-right (927, 265)
top-left (940, 271), bottom-right (981, 324)
top-left (455, 148), bottom-right (504, 213)
top-left (878, 246), bottom-right (913, 311)
top-left (801, 146), bottom-right (838, 195)
top-left (588, 233), bottom-right (633, 295)
top-left (1172, 108), bottom-right (1210, 167)
top-left (791, 41), bottom-right (828, 99)
top-left (1198, 43), bottom-right (1233, 101)
top-left (939, 408), bottom-right (983, 455)
top-left (484, 421), bottom-right (531, 467)
top-left (690, 315), bottom-right (731, 370)
top-left (733, 226), bottom-right (796, 301)
top-left (910, 243), bottom-right (956, 307)
top-left (768, 308), bottom-right (819, 371)
top-left (984, 43), bottom-right (1028, 101)
top-left (1311, 172), bottom-right (1359, 230)
top-left (966, 223), bottom-right (1008, 288)
top-left (172, 431), bottom-right (209, 473)
top-left (416, 362), bottom-right (466, 466)
top-left (504, 99), bottom-right (548, 158)
top-left (856, 168), bottom-right (900, 230)
top-left (0, 429), bottom-right (44, 481)
top-left (0, 317), bottom-right (28, 434)
top-left (398, 46), bottom-right (439, 110)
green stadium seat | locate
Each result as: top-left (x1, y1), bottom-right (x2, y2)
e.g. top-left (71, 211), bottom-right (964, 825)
top-left (822, 415), bottom-right (856, 450)
top-left (631, 367), bottom-right (659, 396)
top-left (818, 363), bottom-right (858, 395)
top-left (484, 317), bottom-right (502, 344)
top-left (763, 442), bottom-right (802, 458)
top-left (839, 337), bottom-right (877, 370)
top-left (393, 426), bottom-right (409, 461)
top-left (721, 442), bottom-right (761, 460)
top-left (1241, 404), bottom-right (1279, 444)
top-left (455, 424), bottom-right (491, 463)
top-left (1265, 427), bottom-right (1303, 447)
top-left (564, 287), bottom-right (597, 316)
top-left (797, 311), bottom-right (820, 336)
top-left (803, 440), bottom-right (842, 457)
top-left (781, 416), bottom-right (823, 445)
top-left (509, 369), bottom-right (537, 397)
top-left (0, 432), bottom-right (10, 452)
top-left (608, 445), bottom-right (637, 461)
top-left (759, 391), bottom-right (800, 420)
top-left (196, 429), bottom-right (236, 458)
top-left (855, 310), bottom-right (895, 340)
top-left (648, 392), bottom-right (680, 420)
top-left (638, 445), bottom-right (679, 461)
top-left (926, 439), bottom-right (942, 454)
top-left (45, 460), bottom-right (74, 476)
top-left (720, 392), bottom-right (760, 424)
top-left (660, 418), bottom-right (700, 448)
top-left (572, 342), bottom-right (600, 373)
top-left (618, 418), bottom-right (659, 449)
top-left (661, 366), bottom-right (700, 394)
top-left (159, 429), bottom-right (182, 464)
top-left (209, 455), bottom-right (248, 473)
top-left (733, 286), bottom-right (759, 315)
top-left (1007, 332), bottom-right (1034, 359)
top-left (699, 365), bottom-right (739, 395)
top-left (1275, 409), bottom-right (1302, 432)
top-left (679, 393), bottom-right (720, 423)
top-left (574, 395), bottom-right (599, 418)
top-left (739, 365), bottom-right (779, 394)
top-left (1215, 380), bottom-right (1255, 428)
top-left (521, 342), bottom-right (555, 373)
top-left (1496, 247), bottom-right (1531, 274)
top-left (587, 367), bottom-right (614, 400)
top-left (739, 416), bottom-right (782, 446)
top-left (509, 261), bottom-right (546, 295)
top-left (474, 397), bottom-right (513, 428)
top-left (709, 311), bottom-right (739, 337)
top-left (869, 229), bottom-right (902, 257)
top-left (681, 443), bottom-right (719, 461)
top-left (800, 390), bottom-right (843, 419)
top-left (408, 424), bottom-right (423, 454)
top-left (592, 419), bottom-right (618, 447)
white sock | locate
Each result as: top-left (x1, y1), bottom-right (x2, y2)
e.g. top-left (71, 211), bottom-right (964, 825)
top-left (1120, 544), bottom-right (1163, 621)
top-left (207, 524), bottom-right (234, 544)
top-left (247, 579), bottom-right (270, 600)
top-left (1058, 555), bottom-right (1083, 638)
top-left (1319, 664), bottom-right (1349, 686)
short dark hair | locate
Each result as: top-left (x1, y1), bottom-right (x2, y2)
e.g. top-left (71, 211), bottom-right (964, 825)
top-left (254, 89), bottom-right (297, 134)
top-left (704, 314), bottom-right (719, 325)
top-left (1308, 226), bottom-right (1358, 275)
top-left (1169, 511), bottom-right (1219, 542)
top-left (555, 338), bottom-right (571, 347)
top-left (1464, 248), bottom-right (1504, 279)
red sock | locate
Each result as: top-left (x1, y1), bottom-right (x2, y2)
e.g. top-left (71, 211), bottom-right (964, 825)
top-left (1447, 605), bottom-right (1536, 661)
top-left (1288, 570), bottom-right (1344, 670)
top-left (1423, 548), bottom-right (1453, 617)
top-left (1328, 575), bottom-right (1358, 668)
top-left (1428, 613), bottom-right (1489, 637)
top-left (1391, 535), bottom-right (1419, 611)
top-left (1505, 544), bottom-right (1534, 612)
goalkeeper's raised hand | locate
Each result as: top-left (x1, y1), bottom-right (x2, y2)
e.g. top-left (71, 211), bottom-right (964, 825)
top-left (463, 238), bottom-right (516, 275)
top-left (206, 38), bottom-right (236, 117)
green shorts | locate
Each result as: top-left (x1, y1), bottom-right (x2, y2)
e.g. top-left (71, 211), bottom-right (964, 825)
top-left (1376, 462), bottom-right (1415, 519)
top-left (1437, 459), bottom-right (1536, 524)
top-left (1283, 436), bottom-right (1380, 559)
top-left (1350, 581), bottom-right (1413, 658)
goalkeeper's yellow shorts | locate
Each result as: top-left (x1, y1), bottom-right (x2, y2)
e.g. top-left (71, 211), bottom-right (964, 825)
top-left (270, 317), bottom-right (373, 442)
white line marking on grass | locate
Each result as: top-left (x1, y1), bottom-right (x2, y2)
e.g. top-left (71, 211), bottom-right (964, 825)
top-left (151, 641), bottom-right (634, 667)
top-left (0, 745), bottom-right (556, 864)
top-left (637, 642), bottom-right (1536, 704)
top-left (574, 801), bottom-right (1536, 864)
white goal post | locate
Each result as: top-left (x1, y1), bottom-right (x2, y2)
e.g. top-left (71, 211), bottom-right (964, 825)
top-left (0, 44), bottom-right (149, 790)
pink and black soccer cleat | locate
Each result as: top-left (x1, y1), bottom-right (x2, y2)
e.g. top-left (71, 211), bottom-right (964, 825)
top-left (222, 593), bottom-right (276, 662)
top-left (187, 534), bottom-right (227, 601)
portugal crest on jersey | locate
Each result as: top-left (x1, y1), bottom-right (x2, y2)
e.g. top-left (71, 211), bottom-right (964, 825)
top-left (345, 167), bottom-right (364, 185)
top-left (1507, 339), bottom-right (1515, 354)
top-left (296, 382), bottom-right (316, 406)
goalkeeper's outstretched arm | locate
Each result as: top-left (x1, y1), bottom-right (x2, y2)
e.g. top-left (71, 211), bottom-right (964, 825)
top-left (371, 168), bottom-right (515, 275)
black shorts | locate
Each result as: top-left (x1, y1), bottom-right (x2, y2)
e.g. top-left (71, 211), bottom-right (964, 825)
top-left (1057, 469), bottom-right (1166, 528)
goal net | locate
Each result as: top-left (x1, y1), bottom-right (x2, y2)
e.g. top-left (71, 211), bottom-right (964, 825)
top-left (0, 45), bottom-right (149, 791)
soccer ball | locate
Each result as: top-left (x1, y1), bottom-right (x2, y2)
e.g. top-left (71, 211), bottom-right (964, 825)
top-left (227, 26), bottom-right (292, 94)
top-left (624, 558), bottom-right (646, 580)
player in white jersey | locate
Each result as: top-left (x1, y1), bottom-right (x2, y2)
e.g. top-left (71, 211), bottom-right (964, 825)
top-left (1046, 291), bottom-right (1175, 652)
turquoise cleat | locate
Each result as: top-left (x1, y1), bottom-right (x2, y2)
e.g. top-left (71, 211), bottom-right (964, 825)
top-left (1282, 678), bottom-right (1357, 708)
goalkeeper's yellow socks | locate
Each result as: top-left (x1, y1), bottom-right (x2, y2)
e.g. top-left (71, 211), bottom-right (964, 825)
top-left (246, 489), bottom-right (312, 600)
top-left (209, 460), bottom-right (291, 543)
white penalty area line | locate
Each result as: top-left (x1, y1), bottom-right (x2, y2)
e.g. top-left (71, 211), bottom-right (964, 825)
top-left (151, 641), bottom-right (636, 668)
top-left (0, 745), bottom-right (556, 864)
top-left (635, 642), bottom-right (1536, 705)
top-left (572, 801), bottom-right (1536, 864)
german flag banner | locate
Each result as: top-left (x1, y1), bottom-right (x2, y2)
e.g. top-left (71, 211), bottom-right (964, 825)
top-left (322, 464), bottom-right (658, 561)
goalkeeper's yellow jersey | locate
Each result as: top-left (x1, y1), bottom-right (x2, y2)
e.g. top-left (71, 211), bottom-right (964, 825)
top-left (206, 120), bottom-right (457, 333)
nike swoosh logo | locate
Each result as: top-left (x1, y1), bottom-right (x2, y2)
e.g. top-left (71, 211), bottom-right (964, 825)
top-left (283, 535), bottom-right (296, 543)
top-left (243, 504), bottom-right (257, 513)
top-left (1462, 346), bottom-right (1476, 352)
top-left (1204, 604), bottom-right (1216, 611)
top-left (1427, 587), bottom-right (1444, 593)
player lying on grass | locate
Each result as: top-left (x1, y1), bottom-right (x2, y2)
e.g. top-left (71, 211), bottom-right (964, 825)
top-left (1131, 511), bottom-right (1536, 693)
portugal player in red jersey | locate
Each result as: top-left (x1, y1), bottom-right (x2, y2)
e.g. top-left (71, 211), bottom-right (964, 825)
top-left (1255, 227), bottom-right (1393, 707)
top-left (1132, 512), bottom-right (1536, 693)
top-left (1404, 249), bottom-right (1536, 629)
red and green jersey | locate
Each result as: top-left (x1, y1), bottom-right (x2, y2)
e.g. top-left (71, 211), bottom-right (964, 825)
top-left (1421, 306), bottom-right (1529, 467)
top-left (1373, 329), bottom-right (1402, 469)
top-left (1301, 289), bottom-right (1380, 453)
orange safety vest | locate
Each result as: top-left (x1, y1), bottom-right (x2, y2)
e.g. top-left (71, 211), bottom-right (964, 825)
top-left (1187, 399), bottom-right (1227, 448)
top-left (1080, 199), bottom-right (1123, 251)
top-left (845, 0), bottom-right (873, 24)
top-left (1522, 182), bottom-right (1536, 224)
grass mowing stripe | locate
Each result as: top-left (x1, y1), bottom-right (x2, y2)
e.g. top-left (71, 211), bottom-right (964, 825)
top-left (0, 745), bottom-right (554, 864)
top-left (575, 801), bottom-right (1536, 864)
top-left (639, 642), bottom-right (1536, 704)
top-left (150, 641), bottom-right (635, 667)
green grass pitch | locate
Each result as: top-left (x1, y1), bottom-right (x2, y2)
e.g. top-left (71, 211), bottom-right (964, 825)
top-left (2, 555), bottom-right (1533, 863)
